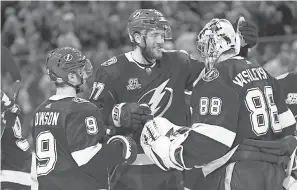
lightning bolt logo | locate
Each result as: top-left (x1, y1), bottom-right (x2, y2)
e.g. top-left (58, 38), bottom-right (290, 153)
top-left (148, 79), bottom-right (170, 115)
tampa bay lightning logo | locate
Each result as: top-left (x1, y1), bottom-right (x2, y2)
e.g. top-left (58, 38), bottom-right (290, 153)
top-left (138, 79), bottom-right (173, 117)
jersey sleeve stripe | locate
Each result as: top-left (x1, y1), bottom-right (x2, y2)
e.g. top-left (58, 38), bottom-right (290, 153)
top-left (279, 109), bottom-right (296, 129)
top-left (192, 123), bottom-right (236, 147)
top-left (71, 142), bottom-right (102, 166)
top-left (276, 72), bottom-right (289, 80)
top-left (0, 170), bottom-right (32, 186)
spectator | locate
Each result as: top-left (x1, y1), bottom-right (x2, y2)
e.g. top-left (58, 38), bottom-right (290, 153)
top-left (57, 12), bottom-right (82, 49)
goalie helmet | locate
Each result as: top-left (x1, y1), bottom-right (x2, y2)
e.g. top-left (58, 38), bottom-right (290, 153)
top-left (45, 47), bottom-right (93, 92)
top-left (196, 18), bottom-right (240, 69)
top-left (127, 9), bottom-right (172, 44)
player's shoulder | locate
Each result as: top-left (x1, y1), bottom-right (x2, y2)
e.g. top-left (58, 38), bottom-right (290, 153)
top-left (162, 49), bottom-right (201, 69)
top-left (276, 71), bottom-right (297, 81)
top-left (163, 49), bottom-right (191, 60)
top-left (218, 56), bottom-right (263, 77)
top-left (96, 53), bottom-right (130, 78)
top-left (69, 97), bottom-right (99, 113)
top-left (38, 96), bottom-right (98, 113)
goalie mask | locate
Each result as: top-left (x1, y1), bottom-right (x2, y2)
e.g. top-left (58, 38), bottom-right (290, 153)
top-left (196, 18), bottom-right (240, 70)
top-left (45, 47), bottom-right (93, 93)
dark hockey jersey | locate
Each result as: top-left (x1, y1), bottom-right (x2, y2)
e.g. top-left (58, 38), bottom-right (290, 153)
top-left (182, 56), bottom-right (296, 172)
top-left (89, 50), bottom-right (204, 154)
top-left (277, 72), bottom-right (297, 119)
top-left (33, 95), bottom-right (124, 190)
top-left (1, 92), bottom-right (31, 186)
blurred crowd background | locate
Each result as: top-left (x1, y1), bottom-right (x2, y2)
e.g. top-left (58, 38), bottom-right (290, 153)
top-left (1, 1), bottom-right (297, 135)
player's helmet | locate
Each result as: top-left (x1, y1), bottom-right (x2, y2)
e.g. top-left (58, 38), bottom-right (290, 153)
top-left (45, 47), bottom-right (92, 91)
top-left (128, 9), bottom-right (172, 43)
top-left (196, 19), bottom-right (240, 68)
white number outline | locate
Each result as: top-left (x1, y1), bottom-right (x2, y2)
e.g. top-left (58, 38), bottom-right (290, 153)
top-left (199, 97), bottom-right (222, 115)
top-left (90, 82), bottom-right (105, 100)
top-left (210, 97), bottom-right (222, 116)
top-left (36, 131), bottom-right (57, 176)
top-left (245, 86), bottom-right (281, 136)
top-left (200, 97), bottom-right (209, 115)
top-left (85, 116), bottom-right (98, 135)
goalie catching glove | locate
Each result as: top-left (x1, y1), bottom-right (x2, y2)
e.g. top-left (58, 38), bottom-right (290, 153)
top-left (140, 117), bottom-right (192, 171)
top-left (107, 135), bottom-right (137, 165)
top-left (111, 102), bottom-right (153, 131)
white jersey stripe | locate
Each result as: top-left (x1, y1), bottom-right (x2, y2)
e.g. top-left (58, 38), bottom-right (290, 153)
top-left (1, 170), bottom-right (32, 186)
top-left (71, 143), bottom-right (102, 166)
top-left (279, 109), bottom-right (296, 129)
top-left (192, 123), bottom-right (236, 148)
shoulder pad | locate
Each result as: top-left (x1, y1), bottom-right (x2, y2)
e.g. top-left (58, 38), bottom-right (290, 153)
top-left (72, 97), bottom-right (90, 103)
top-left (101, 57), bottom-right (117, 67)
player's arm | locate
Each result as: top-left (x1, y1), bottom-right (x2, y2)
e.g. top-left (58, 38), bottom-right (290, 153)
top-left (271, 76), bottom-right (296, 135)
top-left (141, 83), bottom-right (240, 171)
top-left (1, 46), bottom-right (22, 102)
top-left (177, 50), bottom-right (205, 92)
top-left (89, 64), bottom-right (152, 132)
top-left (65, 105), bottom-right (136, 178)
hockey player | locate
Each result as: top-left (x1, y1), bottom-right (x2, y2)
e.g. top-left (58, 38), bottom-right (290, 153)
top-left (32, 47), bottom-right (137, 190)
top-left (277, 72), bottom-right (297, 120)
top-left (1, 46), bottom-right (32, 190)
top-left (89, 9), bottom-right (258, 190)
top-left (141, 19), bottom-right (297, 190)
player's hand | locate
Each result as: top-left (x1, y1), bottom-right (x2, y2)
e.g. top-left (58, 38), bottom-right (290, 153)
top-left (10, 104), bottom-right (21, 115)
top-left (112, 103), bottom-right (153, 131)
top-left (107, 135), bottom-right (137, 165)
top-left (236, 16), bottom-right (258, 48)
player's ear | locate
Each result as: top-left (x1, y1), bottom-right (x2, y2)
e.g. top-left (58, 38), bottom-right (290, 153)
top-left (134, 32), bottom-right (142, 44)
top-left (68, 73), bottom-right (76, 84)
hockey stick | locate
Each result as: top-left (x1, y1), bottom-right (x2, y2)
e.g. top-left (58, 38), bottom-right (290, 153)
top-left (107, 164), bottom-right (119, 190)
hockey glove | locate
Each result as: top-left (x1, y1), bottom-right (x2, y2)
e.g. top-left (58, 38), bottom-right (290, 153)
top-left (236, 16), bottom-right (258, 48)
top-left (1, 92), bottom-right (21, 137)
top-left (107, 135), bottom-right (137, 165)
top-left (111, 103), bottom-right (153, 131)
top-left (141, 117), bottom-right (187, 171)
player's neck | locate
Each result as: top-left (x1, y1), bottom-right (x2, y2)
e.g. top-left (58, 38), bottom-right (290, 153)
top-left (132, 48), bottom-right (156, 65)
top-left (55, 86), bottom-right (77, 98)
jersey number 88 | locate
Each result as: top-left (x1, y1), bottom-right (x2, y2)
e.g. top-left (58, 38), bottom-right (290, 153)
top-left (245, 86), bottom-right (282, 136)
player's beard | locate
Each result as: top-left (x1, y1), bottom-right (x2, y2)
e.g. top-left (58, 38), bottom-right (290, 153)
top-left (142, 45), bottom-right (163, 61)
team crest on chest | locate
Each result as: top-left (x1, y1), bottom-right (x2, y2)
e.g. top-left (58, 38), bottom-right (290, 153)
top-left (127, 78), bottom-right (142, 90)
top-left (138, 79), bottom-right (173, 117)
